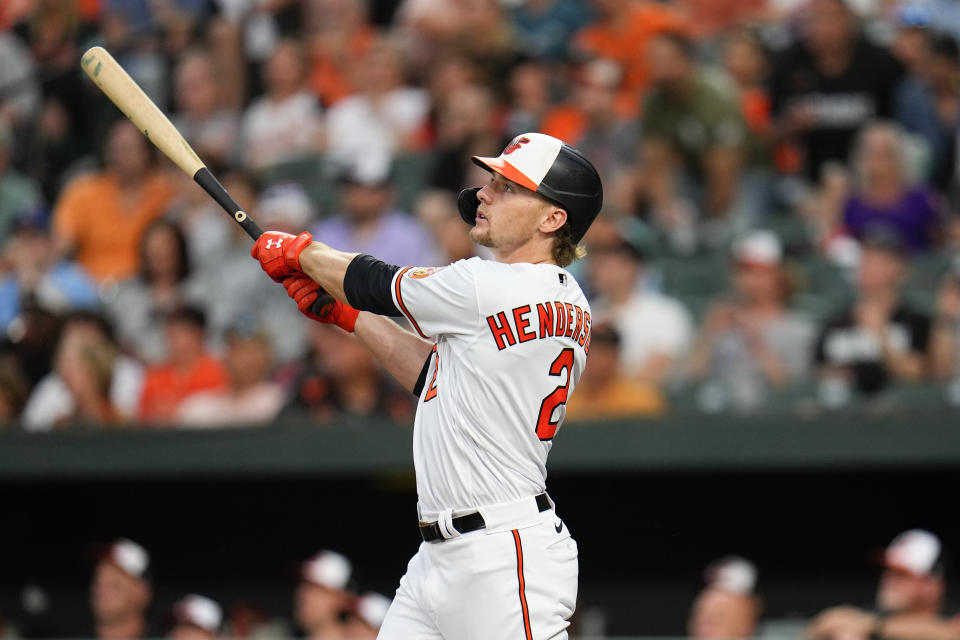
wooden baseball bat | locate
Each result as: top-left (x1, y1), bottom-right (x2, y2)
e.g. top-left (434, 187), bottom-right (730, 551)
top-left (79, 46), bottom-right (263, 240)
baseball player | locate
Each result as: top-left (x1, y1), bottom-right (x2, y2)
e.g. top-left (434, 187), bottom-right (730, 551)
top-left (251, 132), bottom-right (602, 639)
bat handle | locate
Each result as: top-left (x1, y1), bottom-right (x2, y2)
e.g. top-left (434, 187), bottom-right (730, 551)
top-left (193, 168), bottom-right (264, 239)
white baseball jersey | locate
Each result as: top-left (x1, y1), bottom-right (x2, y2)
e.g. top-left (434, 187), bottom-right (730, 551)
top-left (390, 257), bottom-right (592, 519)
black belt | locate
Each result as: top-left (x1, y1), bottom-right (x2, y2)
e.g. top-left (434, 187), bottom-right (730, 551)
top-left (419, 493), bottom-right (551, 542)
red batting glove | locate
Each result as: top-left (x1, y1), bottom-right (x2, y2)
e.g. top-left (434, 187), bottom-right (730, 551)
top-left (283, 276), bottom-right (359, 333)
top-left (251, 231), bottom-right (313, 281)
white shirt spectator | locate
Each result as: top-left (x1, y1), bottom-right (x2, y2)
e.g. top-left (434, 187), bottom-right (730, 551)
top-left (602, 290), bottom-right (694, 378)
top-left (325, 88), bottom-right (429, 171)
top-left (241, 90), bottom-right (323, 170)
top-left (21, 356), bottom-right (145, 430)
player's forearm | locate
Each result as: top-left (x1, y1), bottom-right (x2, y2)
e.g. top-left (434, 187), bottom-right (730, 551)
top-left (354, 312), bottom-right (435, 393)
top-left (298, 241), bottom-right (359, 304)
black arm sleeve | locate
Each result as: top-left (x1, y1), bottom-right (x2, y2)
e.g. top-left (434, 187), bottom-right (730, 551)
top-left (343, 254), bottom-right (402, 317)
top-left (412, 352), bottom-right (433, 396)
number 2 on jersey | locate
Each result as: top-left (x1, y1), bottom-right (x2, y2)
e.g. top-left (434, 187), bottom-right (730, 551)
top-left (535, 348), bottom-right (574, 440)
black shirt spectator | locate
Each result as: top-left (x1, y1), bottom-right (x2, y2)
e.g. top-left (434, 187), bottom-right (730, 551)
top-left (769, 0), bottom-right (904, 180)
top-left (815, 304), bottom-right (930, 394)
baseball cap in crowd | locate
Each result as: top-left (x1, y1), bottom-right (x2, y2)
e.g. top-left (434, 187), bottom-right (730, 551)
top-left (173, 594), bottom-right (223, 634)
top-left (301, 550), bottom-right (352, 591)
top-left (460, 132), bottom-right (603, 243)
top-left (884, 529), bottom-right (944, 577)
top-left (704, 556), bottom-right (758, 595)
top-left (257, 184), bottom-right (315, 230)
top-left (732, 231), bottom-right (782, 269)
top-left (336, 153), bottom-right (392, 189)
top-left (354, 592), bottom-right (392, 630)
top-left (102, 538), bottom-right (151, 580)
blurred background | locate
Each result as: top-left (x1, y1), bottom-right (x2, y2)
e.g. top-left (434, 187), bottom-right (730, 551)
top-left (1, 0), bottom-right (960, 638)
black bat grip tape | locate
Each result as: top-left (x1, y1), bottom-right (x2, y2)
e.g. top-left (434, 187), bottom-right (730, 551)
top-left (193, 168), bottom-right (263, 239)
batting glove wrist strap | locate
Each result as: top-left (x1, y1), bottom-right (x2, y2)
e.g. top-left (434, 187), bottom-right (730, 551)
top-left (283, 276), bottom-right (359, 333)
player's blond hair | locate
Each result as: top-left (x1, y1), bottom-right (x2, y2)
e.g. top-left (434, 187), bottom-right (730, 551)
top-left (553, 222), bottom-right (587, 267)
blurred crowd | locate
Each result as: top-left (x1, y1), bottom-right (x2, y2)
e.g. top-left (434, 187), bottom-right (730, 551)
top-left (5, 529), bottom-right (960, 639)
top-left (2, 0), bottom-right (960, 428)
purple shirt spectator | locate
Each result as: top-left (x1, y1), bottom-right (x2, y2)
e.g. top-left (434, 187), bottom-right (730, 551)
top-left (843, 187), bottom-right (941, 253)
top-left (312, 211), bottom-right (441, 268)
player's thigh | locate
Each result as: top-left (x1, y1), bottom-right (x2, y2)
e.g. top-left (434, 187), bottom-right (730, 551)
top-left (377, 546), bottom-right (444, 640)
top-left (436, 522), bottom-right (578, 640)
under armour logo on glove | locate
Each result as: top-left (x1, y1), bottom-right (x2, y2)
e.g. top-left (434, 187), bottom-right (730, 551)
top-left (265, 238), bottom-right (283, 250)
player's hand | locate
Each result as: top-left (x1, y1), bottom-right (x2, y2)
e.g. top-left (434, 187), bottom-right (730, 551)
top-left (251, 231), bottom-right (313, 281)
top-left (283, 275), bottom-right (359, 333)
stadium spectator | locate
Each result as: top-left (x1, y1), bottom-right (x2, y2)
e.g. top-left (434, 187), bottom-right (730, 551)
top-left (427, 83), bottom-right (501, 194)
top-left (168, 594), bottom-right (222, 640)
top-left (240, 39), bottom-right (323, 171)
top-left (311, 159), bottom-right (441, 268)
top-left (90, 539), bottom-right (155, 640)
top-left (571, 0), bottom-right (689, 117)
top-left (21, 310), bottom-right (144, 429)
top-left (324, 35), bottom-right (430, 175)
top-left (20, 93), bottom-right (90, 205)
top-left (807, 530), bottom-right (960, 640)
top-left (303, 0), bottom-right (377, 108)
top-left (0, 209), bottom-right (98, 333)
top-left (838, 121), bottom-right (943, 254)
top-left (814, 229), bottom-right (930, 401)
top-left (587, 219), bottom-right (694, 384)
top-left (687, 231), bottom-right (814, 412)
top-left (626, 138), bottom-right (699, 254)
top-left (104, 219), bottom-right (195, 364)
top-left (164, 170), bottom-right (234, 273)
top-left (138, 304), bottom-right (228, 424)
top-left (642, 32), bottom-right (757, 230)
top-left (51, 120), bottom-right (177, 283)
top-left (504, 60), bottom-right (554, 140)
top-left (0, 32), bottom-right (40, 128)
top-left (540, 59), bottom-right (639, 199)
top-left (189, 179), bottom-right (311, 365)
top-left (769, 0), bottom-right (904, 181)
top-left (176, 318), bottom-right (284, 427)
top-left (171, 49), bottom-right (241, 169)
top-left (930, 255), bottom-right (960, 381)
top-left (564, 323), bottom-right (666, 420)
top-left (507, 0), bottom-right (592, 62)
top-left (295, 551), bottom-right (353, 640)
top-left (341, 592), bottom-right (392, 640)
top-left (689, 556), bottom-right (762, 639)
top-left (721, 29), bottom-right (774, 163)
top-left (893, 32), bottom-right (960, 190)
top-left (281, 322), bottom-right (416, 425)
top-left (0, 120), bottom-right (42, 244)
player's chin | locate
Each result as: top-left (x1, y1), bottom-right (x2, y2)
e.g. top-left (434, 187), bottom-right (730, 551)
top-left (469, 226), bottom-right (493, 247)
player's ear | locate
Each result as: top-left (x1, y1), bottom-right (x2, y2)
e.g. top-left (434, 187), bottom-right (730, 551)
top-left (539, 205), bottom-right (567, 235)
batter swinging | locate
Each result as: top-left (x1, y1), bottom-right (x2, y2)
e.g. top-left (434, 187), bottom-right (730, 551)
top-left (251, 133), bottom-right (603, 639)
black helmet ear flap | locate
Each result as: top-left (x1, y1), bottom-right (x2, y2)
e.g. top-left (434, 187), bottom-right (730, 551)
top-left (457, 187), bottom-right (481, 227)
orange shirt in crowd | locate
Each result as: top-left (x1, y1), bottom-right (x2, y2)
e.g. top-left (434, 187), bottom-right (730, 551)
top-left (52, 171), bottom-right (176, 282)
top-left (678, 0), bottom-right (766, 41)
top-left (565, 379), bottom-right (667, 422)
top-left (572, 1), bottom-right (689, 117)
top-left (308, 26), bottom-right (377, 107)
top-left (138, 354), bottom-right (228, 423)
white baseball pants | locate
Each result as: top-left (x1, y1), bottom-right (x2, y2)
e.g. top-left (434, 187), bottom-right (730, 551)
top-left (378, 497), bottom-right (579, 640)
